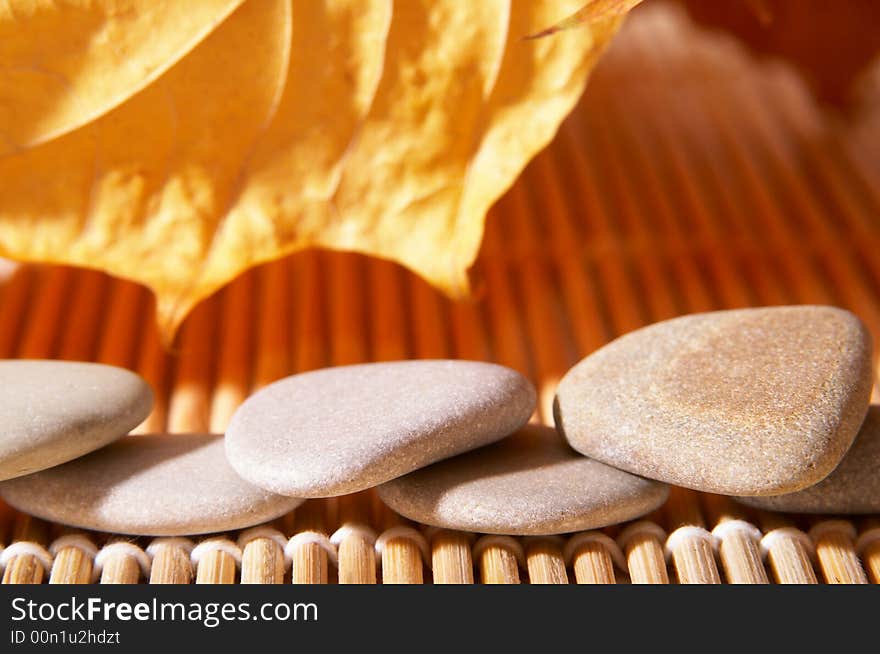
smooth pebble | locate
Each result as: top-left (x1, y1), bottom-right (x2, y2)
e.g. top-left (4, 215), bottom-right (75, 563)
top-left (0, 434), bottom-right (302, 536)
top-left (554, 306), bottom-right (873, 496)
top-left (226, 360), bottom-right (536, 497)
top-left (739, 405), bottom-right (880, 513)
top-left (0, 360), bottom-right (153, 481)
top-left (377, 425), bottom-right (669, 535)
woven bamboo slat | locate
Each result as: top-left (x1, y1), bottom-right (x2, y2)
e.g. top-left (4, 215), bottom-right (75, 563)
top-left (0, 3), bottom-right (877, 584)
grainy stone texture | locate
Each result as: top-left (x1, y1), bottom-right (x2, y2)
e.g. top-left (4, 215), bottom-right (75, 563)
top-left (740, 405), bottom-right (880, 513)
top-left (0, 360), bottom-right (153, 481)
top-left (0, 434), bottom-right (302, 536)
top-left (226, 360), bottom-right (536, 497)
top-left (555, 306), bottom-right (873, 496)
top-left (378, 425), bottom-right (668, 535)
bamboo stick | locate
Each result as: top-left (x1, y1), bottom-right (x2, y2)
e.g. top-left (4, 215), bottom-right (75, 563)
top-left (429, 530), bottom-right (474, 584)
top-left (287, 533), bottom-right (336, 585)
top-left (239, 527), bottom-right (288, 585)
top-left (57, 271), bottom-right (107, 361)
top-left (376, 526), bottom-right (427, 585)
top-left (255, 260), bottom-right (293, 386)
top-left (327, 253), bottom-right (368, 367)
top-left (474, 536), bottom-right (523, 584)
top-left (333, 493), bottom-right (377, 585)
top-left (564, 533), bottom-right (624, 585)
top-left (663, 488), bottom-right (721, 584)
top-left (408, 271), bottom-right (449, 362)
top-left (147, 538), bottom-right (193, 584)
top-left (809, 521), bottom-right (868, 584)
top-left (2, 514), bottom-right (51, 584)
top-left (209, 272), bottom-right (254, 432)
top-left (166, 302), bottom-right (216, 435)
top-left (333, 527), bottom-right (376, 585)
top-left (3, 482), bottom-right (50, 585)
top-left (2, 543), bottom-right (52, 585)
top-left (702, 495), bottom-right (768, 584)
top-left (131, 302), bottom-right (171, 434)
top-left (48, 533), bottom-right (97, 584)
top-left (569, 542), bottom-right (614, 584)
top-left (0, 266), bottom-right (33, 358)
top-left (523, 537), bottom-right (568, 585)
top-left (291, 253), bottom-right (326, 373)
top-left (96, 541), bottom-right (150, 585)
top-left (96, 281), bottom-right (144, 369)
top-left (710, 520), bottom-right (768, 585)
top-left (856, 520), bottom-right (880, 584)
top-left (194, 549), bottom-right (237, 585)
top-left (0, 501), bottom-right (12, 560)
top-left (447, 292), bottom-right (490, 363)
top-left (288, 501), bottom-right (331, 585)
top-left (192, 538), bottom-right (240, 585)
top-left (618, 520), bottom-right (669, 585)
top-left (757, 513), bottom-right (817, 585)
top-left (18, 267), bottom-right (71, 359)
top-left (373, 509), bottom-right (425, 585)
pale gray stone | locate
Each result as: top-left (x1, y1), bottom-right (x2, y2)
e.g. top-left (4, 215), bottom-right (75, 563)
top-left (0, 360), bottom-right (153, 481)
top-left (740, 405), bottom-right (880, 513)
top-left (226, 360), bottom-right (536, 497)
top-left (0, 434), bottom-right (302, 536)
top-left (378, 425), bottom-right (669, 535)
top-left (554, 306), bottom-right (873, 496)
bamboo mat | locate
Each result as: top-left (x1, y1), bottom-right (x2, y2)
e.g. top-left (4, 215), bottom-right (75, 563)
top-left (1, 3), bottom-right (879, 585)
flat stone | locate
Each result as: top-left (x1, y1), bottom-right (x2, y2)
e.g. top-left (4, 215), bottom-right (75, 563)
top-left (554, 306), bottom-right (873, 496)
top-left (739, 405), bottom-right (880, 513)
top-left (0, 434), bottom-right (302, 536)
top-left (378, 425), bottom-right (668, 535)
top-left (226, 360), bottom-right (536, 497)
top-left (0, 360), bottom-right (153, 481)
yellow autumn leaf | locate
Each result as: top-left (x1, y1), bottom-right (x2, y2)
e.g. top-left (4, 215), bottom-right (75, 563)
top-left (526, 0), bottom-right (643, 39)
top-left (0, 0), bottom-right (244, 155)
top-left (0, 0), bottom-right (635, 341)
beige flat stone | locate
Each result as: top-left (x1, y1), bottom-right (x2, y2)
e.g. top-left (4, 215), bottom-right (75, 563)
top-left (0, 360), bottom-right (153, 481)
top-left (226, 360), bottom-right (536, 497)
top-left (0, 434), bottom-right (302, 536)
top-left (555, 306), bottom-right (873, 496)
top-left (377, 425), bottom-right (669, 535)
top-left (740, 405), bottom-right (880, 513)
